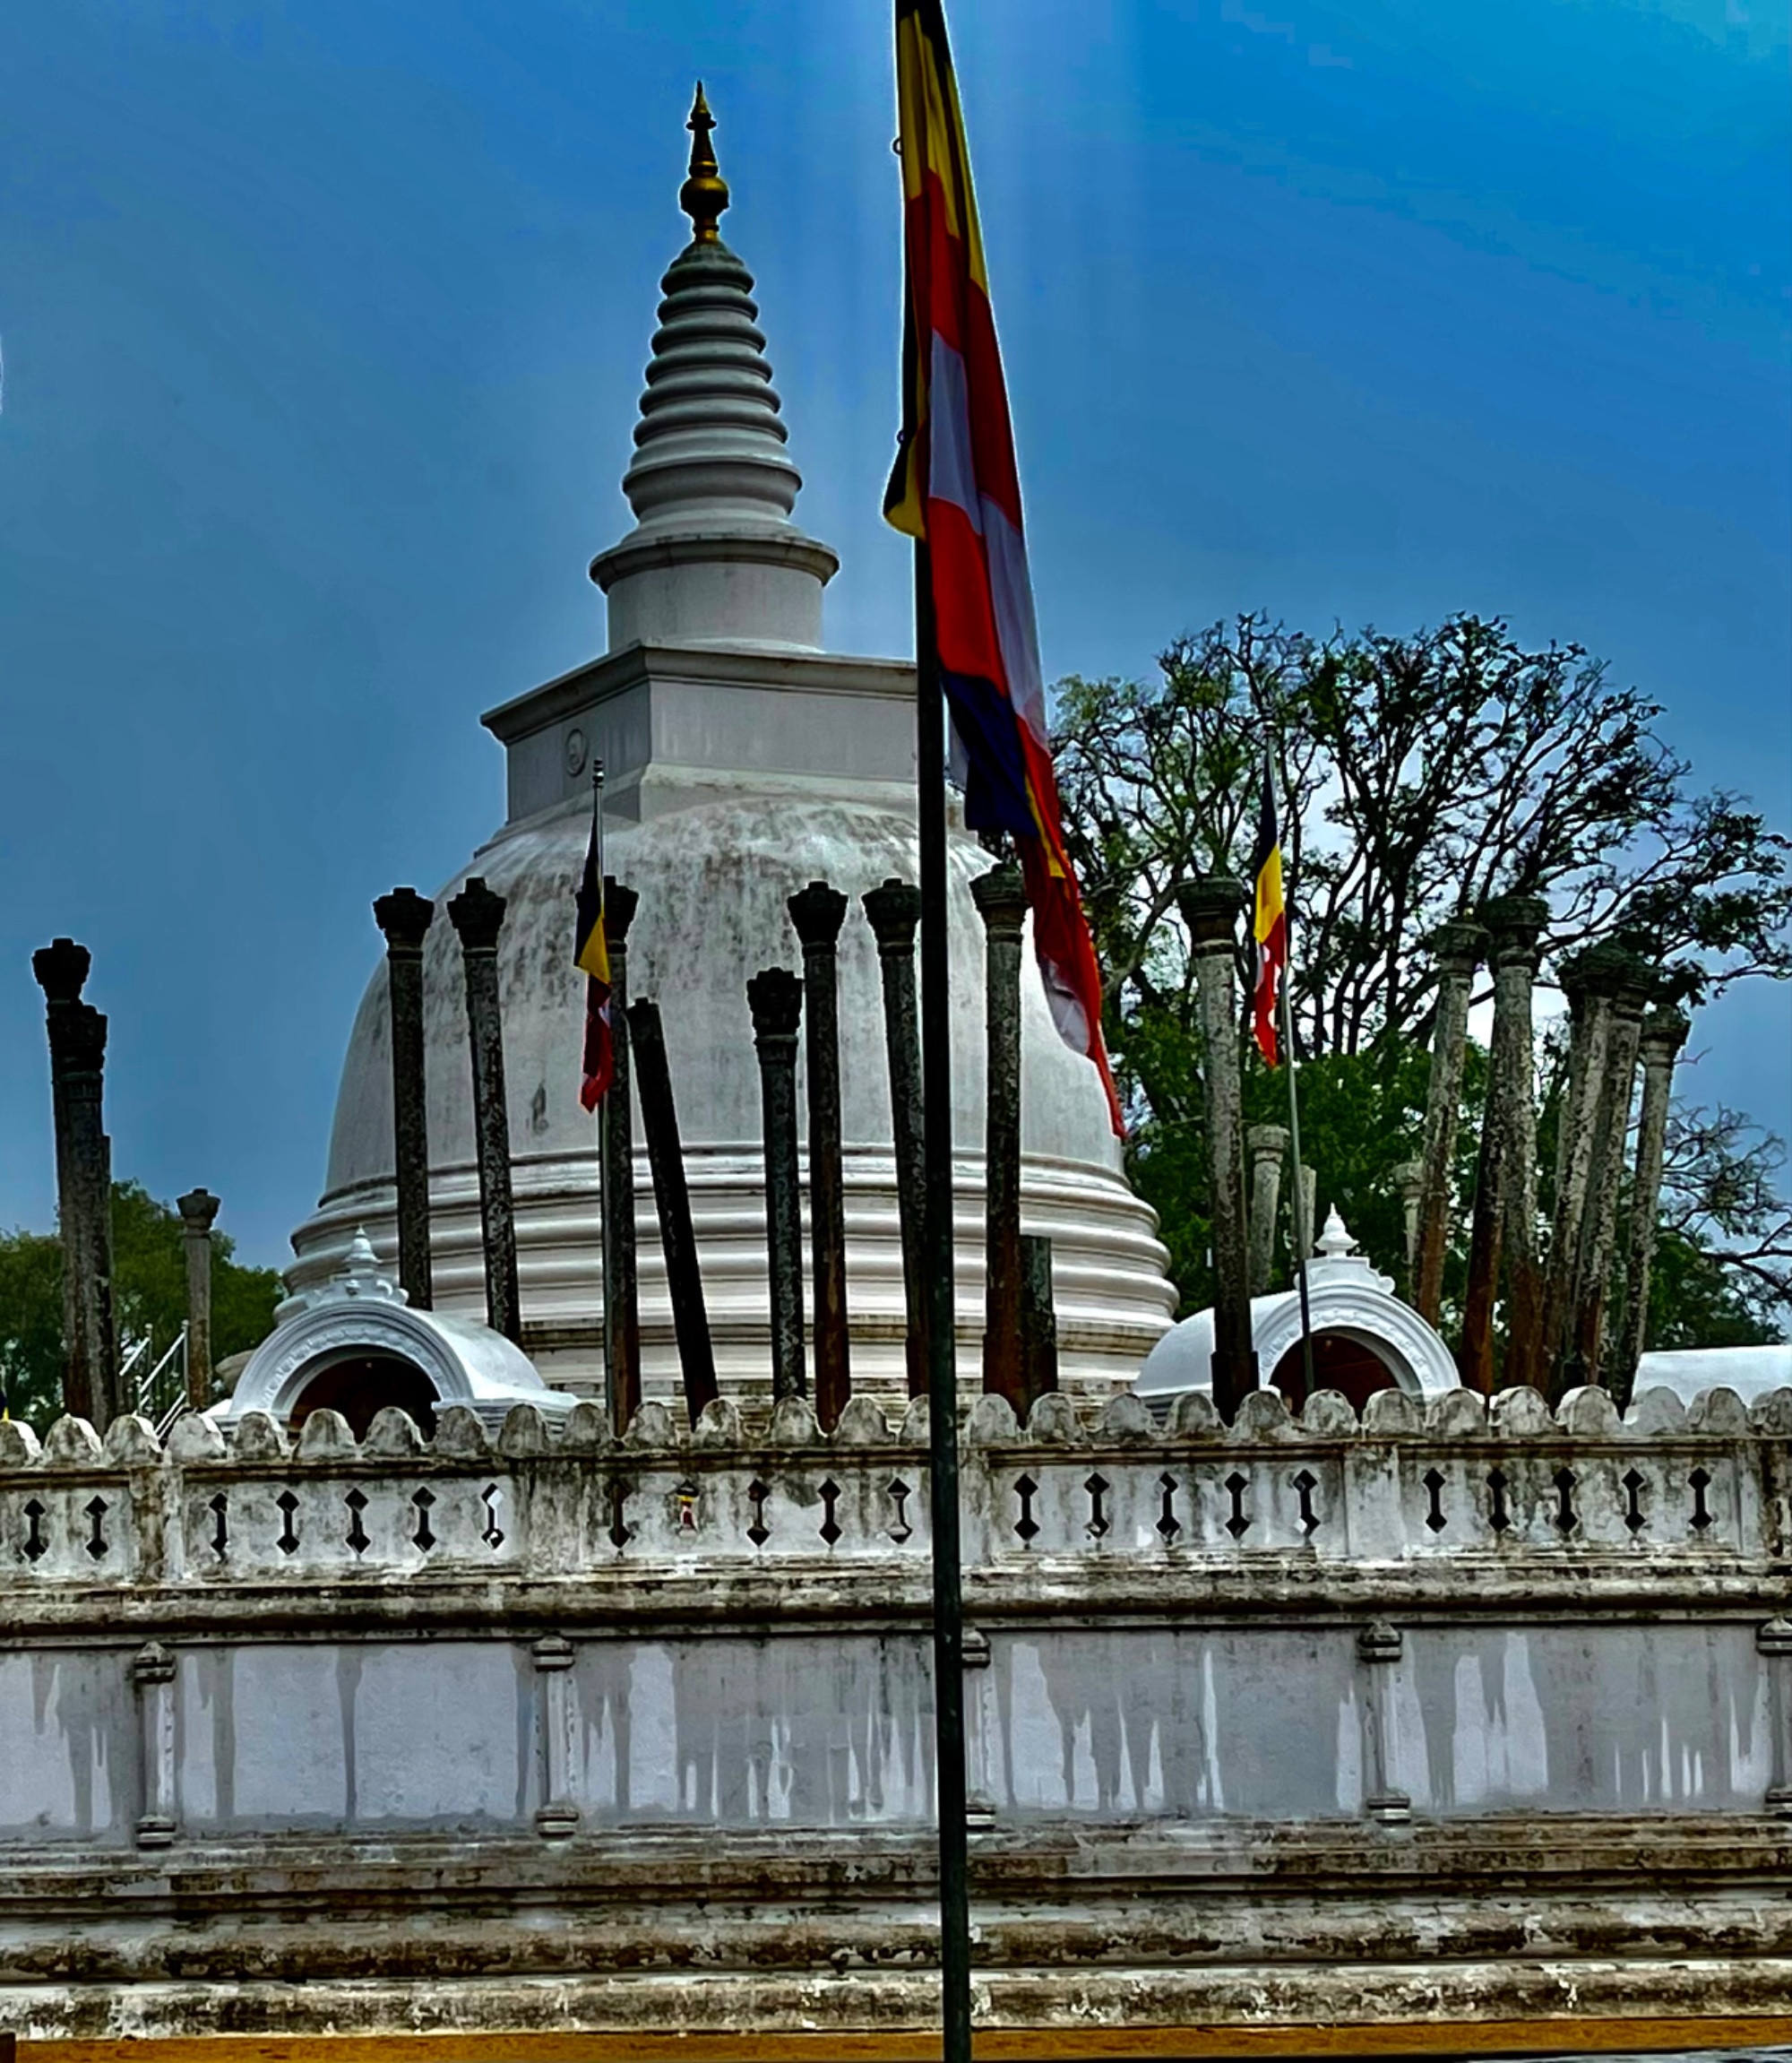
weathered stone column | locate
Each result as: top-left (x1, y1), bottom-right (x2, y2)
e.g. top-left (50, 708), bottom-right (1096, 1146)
top-left (1020, 1233), bottom-right (1058, 1405)
top-left (1566, 955), bottom-right (1653, 1394)
top-left (1611, 1003), bottom-right (1691, 1410)
top-left (788, 882), bottom-right (850, 1430)
top-left (177, 1188), bottom-right (220, 1411)
top-left (1178, 876), bottom-right (1255, 1419)
top-left (1537, 943), bottom-right (1629, 1393)
top-left (1298, 1165), bottom-right (1317, 1265)
top-left (34, 941), bottom-right (120, 1429)
top-left (447, 878), bottom-right (521, 1344)
top-left (1246, 1124), bottom-right (1289, 1297)
top-left (1394, 1160), bottom-right (1426, 1289)
top-left (970, 862), bottom-right (1028, 1409)
top-left (32, 940), bottom-right (102, 1424)
top-left (747, 968), bottom-right (806, 1403)
top-left (373, 888), bottom-right (435, 1310)
top-left (602, 878), bottom-right (642, 1432)
top-left (1412, 919), bottom-right (1484, 1325)
top-left (625, 999), bottom-right (719, 1423)
top-left (863, 878), bottom-right (926, 1397)
top-left (1462, 896), bottom-right (1550, 1392)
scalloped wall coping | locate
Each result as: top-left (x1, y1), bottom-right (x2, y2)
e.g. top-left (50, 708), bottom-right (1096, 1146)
top-left (4, 1385), bottom-right (1786, 1469)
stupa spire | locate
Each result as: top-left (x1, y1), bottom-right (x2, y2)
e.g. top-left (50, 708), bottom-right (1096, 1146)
top-left (588, 88), bottom-right (839, 652)
top-left (679, 82), bottom-right (728, 245)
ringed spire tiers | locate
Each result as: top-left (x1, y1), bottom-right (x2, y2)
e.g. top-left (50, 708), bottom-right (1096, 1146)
top-left (590, 86), bottom-right (839, 653)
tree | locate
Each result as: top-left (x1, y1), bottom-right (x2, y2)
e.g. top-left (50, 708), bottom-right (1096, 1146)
top-left (1057, 616), bottom-right (1792, 1067)
top-left (1054, 616), bottom-right (1792, 1337)
top-left (0, 1183), bottom-right (282, 1429)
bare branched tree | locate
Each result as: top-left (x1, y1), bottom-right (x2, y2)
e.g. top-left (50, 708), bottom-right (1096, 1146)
top-left (1056, 615), bottom-right (1792, 1071)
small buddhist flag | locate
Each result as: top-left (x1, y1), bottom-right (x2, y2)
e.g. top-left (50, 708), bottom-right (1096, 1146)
top-left (574, 825), bottom-right (613, 1111)
top-left (1249, 760), bottom-right (1288, 1066)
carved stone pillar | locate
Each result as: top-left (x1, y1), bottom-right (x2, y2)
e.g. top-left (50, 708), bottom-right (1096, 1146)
top-left (1246, 1124), bottom-right (1289, 1297)
top-left (1020, 1233), bottom-right (1058, 1405)
top-left (447, 879), bottom-right (521, 1343)
top-left (1461, 895), bottom-right (1549, 1391)
top-left (1538, 942), bottom-right (1630, 1395)
top-left (788, 882), bottom-right (850, 1429)
top-left (863, 878), bottom-right (926, 1396)
top-left (177, 1188), bottom-right (220, 1411)
top-left (747, 968), bottom-right (806, 1403)
top-left (1178, 876), bottom-right (1255, 1419)
top-left (32, 941), bottom-right (117, 1427)
top-left (625, 999), bottom-right (719, 1424)
top-left (1611, 1004), bottom-right (1691, 1410)
top-left (1566, 954), bottom-right (1654, 1394)
top-left (1412, 919), bottom-right (1485, 1325)
top-left (971, 863), bottom-right (1028, 1410)
top-left (1394, 1160), bottom-right (1426, 1290)
top-left (602, 878), bottom-right (642, 1432)
top-left (373, 887), bottom-right (435, 1309)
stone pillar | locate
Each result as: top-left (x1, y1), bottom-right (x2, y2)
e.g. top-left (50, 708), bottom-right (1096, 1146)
top-left (1537, 944), bottom-right (1629, 1394)
top-left (177, 1188), bottom-right (220, 1411)
top-left (1411, 919), bottom-right (1484, 1325)
top-left (1178, 876), bottom-right (1255, 1419)
top-left (1298, 1165), bottom-right (1317, 1265)
top-left (447, 879), bottom-right (521, 1343)
top-left (531, 1634), bottom-right (579, 1841)
top-left (372, 888), bottom-right (435, 1310)
top-left (788, 882), bottom-right (850, 1430)
top-left (970, 863), bottom-right (1028, 1410)
top-left (602, 878), bottom-right (642, 1432)
top-left (747, 969), bottom-right (806, 1403)
top-left (625, 999), bottom-right (719, 1424)
top-left (34, 942), bottom-right (120, 1429)
top-left (1394, 1160), bottom-right (1425, 1289)
top-left (1246, 1124), bottom-right (1289, 1297)
top-left (1460, 896), bottom-right (1550, 1392)
top-left (1020, 1233), bottom-right (1058, 1406)
top-left (1566, 955), bottom-right (1653, 1394)
top-left (1356, 1621), bottom-right (1411, 1825)
top-left (863, 879), bottom-right (927, 1397)
top-left (1611, 1003), bottom-right (1691, 1411)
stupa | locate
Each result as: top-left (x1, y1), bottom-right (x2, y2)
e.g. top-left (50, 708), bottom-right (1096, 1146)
top-left (288, 93), bottom-right (1176, 1409)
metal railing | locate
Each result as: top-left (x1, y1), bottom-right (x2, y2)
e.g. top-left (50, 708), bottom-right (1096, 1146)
top-left (129, 1325), bottom-right (189, 1437)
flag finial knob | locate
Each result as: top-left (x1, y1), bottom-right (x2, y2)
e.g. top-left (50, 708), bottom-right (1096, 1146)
top-left (680, 82), bottom-right (728, 245)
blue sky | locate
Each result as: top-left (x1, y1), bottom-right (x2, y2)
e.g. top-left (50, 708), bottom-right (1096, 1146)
top-left (2, 0), bottom-right (1787, 1267)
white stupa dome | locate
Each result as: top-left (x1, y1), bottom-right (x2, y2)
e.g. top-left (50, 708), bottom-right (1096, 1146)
top-left (289, 101), bottom-right (1175, 1411)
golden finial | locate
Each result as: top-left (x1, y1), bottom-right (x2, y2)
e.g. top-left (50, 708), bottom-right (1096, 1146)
top-left (679, 82), bottom-right (729, 245)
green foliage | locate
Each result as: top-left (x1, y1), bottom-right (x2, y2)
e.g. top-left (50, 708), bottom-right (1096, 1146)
top-left (1053, 611), bottom-right (1792, 1350)
top-left (0, 1183), bottom-right (281, 1429)
top-left (1645, 1230), bottom-right (1778, 1351)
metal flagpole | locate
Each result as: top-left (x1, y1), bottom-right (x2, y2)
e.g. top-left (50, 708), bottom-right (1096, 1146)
top-left (1277, 792), bottom-right (1316, 1396)
top-left (915, 540), bottom-right (972, 2063)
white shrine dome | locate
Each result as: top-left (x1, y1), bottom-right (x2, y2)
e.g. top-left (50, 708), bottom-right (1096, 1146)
top-left (288, 98), bottom-right (1176, 1411)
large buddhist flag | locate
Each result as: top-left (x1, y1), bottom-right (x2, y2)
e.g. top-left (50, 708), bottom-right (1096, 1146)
top-left (574, 827), bottom-right (614, 1112)
top-left (1248, 761), bottom-right (1288, 1066)
top-left (884, 0), bottom-right (1122, 1135)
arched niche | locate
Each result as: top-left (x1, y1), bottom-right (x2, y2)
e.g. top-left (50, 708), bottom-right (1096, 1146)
top-left (220, 1230), bottom-right (577, 1437)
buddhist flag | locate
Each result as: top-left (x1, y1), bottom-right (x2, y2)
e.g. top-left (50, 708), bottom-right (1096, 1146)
top-left (884, 0), bottom-right (1122, 1135)
top-left (574, 827), bottom-right (613, 1111)
top-left (1249, 760), bottom-right (1288, 1066)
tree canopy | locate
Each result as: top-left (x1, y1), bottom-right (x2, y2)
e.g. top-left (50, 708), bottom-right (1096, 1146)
top-left (0, 1182), bottom-right (282, 1429)
top-left (1053, 615), bottom-right (1791, 1343)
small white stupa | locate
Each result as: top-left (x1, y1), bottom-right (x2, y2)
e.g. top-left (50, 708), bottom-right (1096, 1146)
top-left (288, 91), bottom-right (1176, 1411)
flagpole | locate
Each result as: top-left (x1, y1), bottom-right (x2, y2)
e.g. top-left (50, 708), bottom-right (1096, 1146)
top-left (1278, 842), bottom-right (1316, 1396)
top-left (591, 762), bottom-right (617, 1430)
top-left (915, 539), bottom-right (973, 2063)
